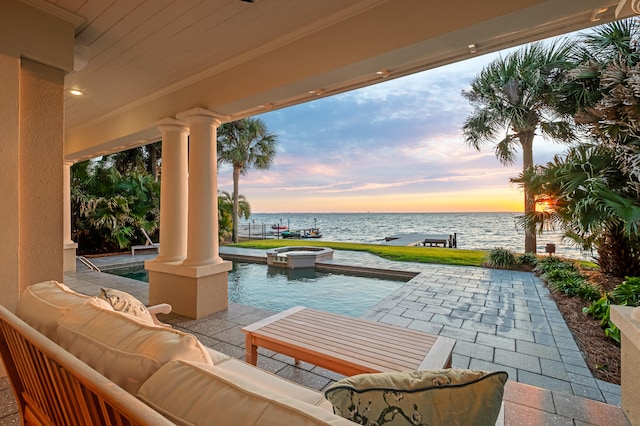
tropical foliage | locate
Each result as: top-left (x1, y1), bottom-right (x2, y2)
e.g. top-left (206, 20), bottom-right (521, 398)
top-left (73, 137), bottom-right (260, 253)
top-left (109, 142), bottom-right (162, 178)
top-left (218, 191), bottom-right (251, 242)
top-left (583, 276), bottom-right (640, 344)
top-left (72, 159), bottom-right (160, 254)
top-left (486, 247), bottom-right (520, 269)
top-left (217, 118), bottom-right (278, 243)
top-left (515, 19), bottom-right (640, 277)
top-left (462, 41), bottom-right (578, 253)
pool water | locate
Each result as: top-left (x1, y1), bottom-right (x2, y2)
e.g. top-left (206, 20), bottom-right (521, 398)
top-left (108, 262), bottom-right (405, 317)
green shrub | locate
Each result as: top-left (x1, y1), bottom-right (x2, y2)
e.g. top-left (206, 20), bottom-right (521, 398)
top-left (537, 256), bottom-right (601, 302)
top-left (543, 267), bottom-right (581, 284)
top-left (610, 276), bottom-right (640, 306)
top-left (534, 256), bottom-right (574, 274)
top-left (576, 284), bottom-right (602, 302)
top-left (519, 252), bottom-right (538, 266)
top-left (584, 275), bottom-right (640, 344)
top-left (583, 295), bottom-right (620, 343)
top-left (487, 248), bottom-right (520, 269)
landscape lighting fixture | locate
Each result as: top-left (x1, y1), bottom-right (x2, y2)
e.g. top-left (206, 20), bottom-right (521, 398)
top-left (69, 89), bottom-right (84, 96)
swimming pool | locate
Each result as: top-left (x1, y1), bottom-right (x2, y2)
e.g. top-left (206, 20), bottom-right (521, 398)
top-left (108, 262), bottom-right (406, 317)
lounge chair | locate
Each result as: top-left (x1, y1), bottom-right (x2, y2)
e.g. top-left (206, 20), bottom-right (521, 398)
top-left (131, 228), bottom-right (160, 256)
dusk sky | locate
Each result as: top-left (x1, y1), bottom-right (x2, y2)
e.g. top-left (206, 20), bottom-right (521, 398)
top-left (217, 37), bottom-right (578, 214)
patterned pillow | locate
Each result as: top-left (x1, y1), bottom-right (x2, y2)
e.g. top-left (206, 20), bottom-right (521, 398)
top-left (99, 287), bottom-right (153, 324)
top-left (324, 369), bottom-right (507, 426)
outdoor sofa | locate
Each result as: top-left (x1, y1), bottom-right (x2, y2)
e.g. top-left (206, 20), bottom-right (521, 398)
top-left (0, 280), bottom-right (506, 425)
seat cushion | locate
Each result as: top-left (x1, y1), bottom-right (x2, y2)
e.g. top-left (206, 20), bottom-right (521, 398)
top-left (98, 287), bottom-right (154, 324)
top-left (324, 369), bottom-right (508, 426)
top-left (15, 280), bottom-right (112, 341)
top-left (137, 360), bottom-right (355, 426)
top-left (56, 299), bottom-right (212, 394)
top-left (214, 358), bottom-right (326, 406)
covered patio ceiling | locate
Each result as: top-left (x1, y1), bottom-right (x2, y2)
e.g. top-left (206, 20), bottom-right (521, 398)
top-left (32, 0), bottom-right (636, 162)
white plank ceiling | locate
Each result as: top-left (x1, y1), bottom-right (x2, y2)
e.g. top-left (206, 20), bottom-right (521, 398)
top-left (28, 0), bottom-right (634, 159)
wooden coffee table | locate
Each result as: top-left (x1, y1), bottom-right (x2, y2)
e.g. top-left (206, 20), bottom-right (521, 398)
top-left (242, 306), bottom-right (455, 376)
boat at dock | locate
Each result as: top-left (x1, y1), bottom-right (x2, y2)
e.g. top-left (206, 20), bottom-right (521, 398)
top-left (281, 228), bottom-right (323, 239)
top-left (301, 228), bottom-right (322, 239)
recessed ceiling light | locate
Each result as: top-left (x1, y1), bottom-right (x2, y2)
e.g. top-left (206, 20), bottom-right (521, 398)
top-left (376, 70), bottom-right (390, 78)
top-left (69, 89), bottom-right (84, 96)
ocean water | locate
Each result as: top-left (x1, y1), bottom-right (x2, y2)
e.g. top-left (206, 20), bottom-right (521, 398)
top-left (242, 212), bottom-right (591, 260)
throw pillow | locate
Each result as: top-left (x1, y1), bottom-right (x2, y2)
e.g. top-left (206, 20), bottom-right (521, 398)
top-left (324, 369), bottom-right (507, 426)
top-left (99, 287), bottom-right (154, 324)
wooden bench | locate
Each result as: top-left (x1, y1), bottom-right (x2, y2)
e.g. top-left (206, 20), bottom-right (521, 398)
top-left (242, 306), bottom-right (455, 377)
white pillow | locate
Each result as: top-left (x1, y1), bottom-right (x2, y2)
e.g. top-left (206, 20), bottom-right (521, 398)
top-left (56, 299), bottom-right (212, 394)
top-left (98, 287), bottom-right (154, 324)
top-left (138, 360), bottom-right (355, 426)
top-left (15, 280), bottom-right (112, 341)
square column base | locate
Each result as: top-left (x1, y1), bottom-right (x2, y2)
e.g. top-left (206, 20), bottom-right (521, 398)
top-left (63, 242), bottom-right (78, 272)
top-left (611, 305), bottom-right (640, 425)
top-left (145, 260), bottom-right (232, 319)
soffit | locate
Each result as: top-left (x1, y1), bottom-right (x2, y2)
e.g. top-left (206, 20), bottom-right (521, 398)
top-left (27, 0), bottom-right (633, 160)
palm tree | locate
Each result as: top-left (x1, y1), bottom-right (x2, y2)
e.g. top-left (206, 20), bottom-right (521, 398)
top-left (107, 142), bottom-right (162, 179)
top-left (218, 191), bottom-right (251, 242)
top-left (462, 41), bottom-right (577, 253)
top-left (515, 143), bottom-right (640, 277)
top-left (515, 19), bottom-right (640, 276)
top-left (217, 118), bottom-right (277, 242)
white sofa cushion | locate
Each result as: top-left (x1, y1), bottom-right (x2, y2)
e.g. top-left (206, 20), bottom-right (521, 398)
top-left (15, 280), bottom-right (112, 341)
top-left (138, 360), bottom-right (356, 426)
top-left (56, 299), bottom-right (212, 394)
top-left (213, 358), bottom-right (326, 406)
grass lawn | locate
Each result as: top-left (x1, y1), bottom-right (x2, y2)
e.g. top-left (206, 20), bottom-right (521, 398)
top-left (229, 240), bottom-right (489, 267)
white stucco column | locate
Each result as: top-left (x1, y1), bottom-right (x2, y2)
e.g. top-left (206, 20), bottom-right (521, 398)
top-left (146, 108), bottom-right (231, 319)
top-left (63, 161), bottom-right (78, 271)
top-left (179, 108), bottom-right (223, 266)
top-left (153, 119), bottom-right (189, 263)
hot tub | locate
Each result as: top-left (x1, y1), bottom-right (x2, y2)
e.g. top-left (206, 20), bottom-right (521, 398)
top-left (266, 246), bottom-right (334, 269)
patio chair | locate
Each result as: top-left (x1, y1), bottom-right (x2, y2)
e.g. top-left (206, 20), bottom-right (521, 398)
top-left (131, 228), bottom-right (160, 256)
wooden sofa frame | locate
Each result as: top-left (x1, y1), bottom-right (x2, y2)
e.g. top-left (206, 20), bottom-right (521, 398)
top-left (0, 305), bottom-right (173, 425)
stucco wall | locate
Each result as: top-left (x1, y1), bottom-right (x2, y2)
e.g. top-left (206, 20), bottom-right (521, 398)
top-left (0, 56), bottom-right (65, 311)
top-left (0, 1), bottom-right (72, 312)
top-left (19, 59), bottom-right (65, 298)
top-left (0, 55), bottom-right (21, 311)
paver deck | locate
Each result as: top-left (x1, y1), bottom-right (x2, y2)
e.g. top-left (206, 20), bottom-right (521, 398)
top-left (0, 248), bottom-right (628, 425)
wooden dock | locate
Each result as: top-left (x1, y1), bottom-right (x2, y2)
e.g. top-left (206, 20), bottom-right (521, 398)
top-left (383, 233), bottom-right (457, 248)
